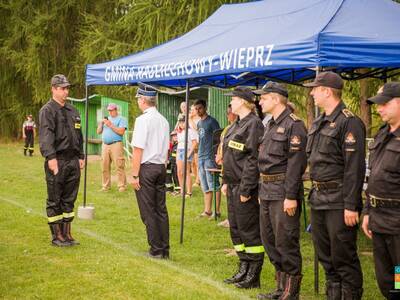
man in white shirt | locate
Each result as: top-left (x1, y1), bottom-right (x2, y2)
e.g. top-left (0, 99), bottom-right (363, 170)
top-left (131, 83), bottom-right (170, 259)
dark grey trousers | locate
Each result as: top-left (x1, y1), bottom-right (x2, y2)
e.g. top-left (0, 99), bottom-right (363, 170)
top-left (311, 209), bottom-right (363, 290)
top-left (260, 199), bottom-right (302, 275)
top-left (135, 163), bottom-right (169, 256)
top-left (372, 232), bottom-right (400, 299)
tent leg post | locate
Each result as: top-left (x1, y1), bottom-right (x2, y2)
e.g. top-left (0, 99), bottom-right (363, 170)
top-left (78, 84), bottom-right (95, 220)
top-left (180, 79), bottom-right (190, 244)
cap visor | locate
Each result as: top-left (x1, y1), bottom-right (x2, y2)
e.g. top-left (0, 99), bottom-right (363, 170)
top-left (367, 95), bottom-right (392, 105)
top-left (253, 89), bottom-right (267, 95)
top-left (302, 82), bottom-right (318, 87)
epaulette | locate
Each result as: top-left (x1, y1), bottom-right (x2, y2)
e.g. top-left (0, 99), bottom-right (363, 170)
top-left (289, 113), bottom-right (300, 121)
top-left (342, 109), bottom-right (354, 118)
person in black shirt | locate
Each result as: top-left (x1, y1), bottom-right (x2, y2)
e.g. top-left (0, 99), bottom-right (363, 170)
top-left (362, 82), bottom-right (400, 299)
top-left (255, 82), bottom-right (307, 300)
top-left (39, 74), bottom-right (84, 247)
top-left (304, 72), bottom-right (365, 300)
top-left (222, 87), bottom-right (265, 289)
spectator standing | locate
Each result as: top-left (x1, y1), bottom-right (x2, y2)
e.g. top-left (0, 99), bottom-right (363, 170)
top-left (97, 103), bottom-right (128, 192)
top-left (189, 104), bottom-right (201, 186)
top-left (194, 99), bottom-right (221, 218)
top-left (176, 115), bottom-right (197, 197)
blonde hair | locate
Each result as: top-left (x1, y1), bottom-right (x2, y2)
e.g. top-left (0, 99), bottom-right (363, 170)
top-left (243, 100), bottom-right (256, 112)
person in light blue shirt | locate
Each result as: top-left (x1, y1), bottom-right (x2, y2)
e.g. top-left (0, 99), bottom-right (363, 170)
top-left (97, 103), bottom-right (128, 192)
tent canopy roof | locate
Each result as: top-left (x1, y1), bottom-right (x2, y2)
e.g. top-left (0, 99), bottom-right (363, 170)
top-left (86, 0), bottom-right (400, 88)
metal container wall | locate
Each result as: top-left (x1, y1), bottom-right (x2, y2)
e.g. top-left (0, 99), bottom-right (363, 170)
top-left (157, 93), bottom-right (181, 132)
top-left (208, 87), bottom-right (231, 129)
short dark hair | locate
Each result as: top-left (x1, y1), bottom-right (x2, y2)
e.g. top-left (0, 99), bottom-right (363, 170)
top-left (194, 99), bottom-right (207, 108)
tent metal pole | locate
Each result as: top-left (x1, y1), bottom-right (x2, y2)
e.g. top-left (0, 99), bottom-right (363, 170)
top-left (313, 67), bottom-right (320, 295)
top-left (179, 79), bottom-right (190, 244)
top-left (83, 85), bottom-right (89, 207)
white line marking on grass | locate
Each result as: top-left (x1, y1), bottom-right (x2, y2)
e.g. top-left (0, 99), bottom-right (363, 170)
top-left (0, 196), bottom-right (251, 300)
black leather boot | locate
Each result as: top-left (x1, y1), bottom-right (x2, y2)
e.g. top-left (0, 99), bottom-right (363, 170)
top-left (49, 223), bottom-right (71, 247)
top-left (341, 287), bottom-right (363, 300)
top-left (234, 260), bottom-right (263, 289)
top-left (224, 260), bottom-right (249, 284)
top-left (280, 274), bottom-right (302, 300)
top-left (257, 271), bottom-right (286, 299)
top-left (326, 281), bottom-right (341, 300)
top-left (62, 222), bottom-right (80, 245)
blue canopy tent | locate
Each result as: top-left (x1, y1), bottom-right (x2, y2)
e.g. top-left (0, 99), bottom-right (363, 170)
top-left (86, 0), bottom-right (400, 88)
top-left (82, 2), bottom-right (400, 290)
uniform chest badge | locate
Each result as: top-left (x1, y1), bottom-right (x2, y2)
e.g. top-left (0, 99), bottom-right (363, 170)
top-left (329, 122), bottom-right (336, 128)
top-left (75, 123), bottom-right (81, 129)
top-left (290, 135), bottom-right (301, 145)
top-left (277, 127), bottom-right (285, 134)
top-left (228, 140), bottom-right (245, 151)
top-left (345, 132), bottom-right (356, 144)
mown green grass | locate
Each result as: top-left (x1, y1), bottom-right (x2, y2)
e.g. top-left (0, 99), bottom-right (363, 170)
top-left (0, 143), bottom-right (383, 299)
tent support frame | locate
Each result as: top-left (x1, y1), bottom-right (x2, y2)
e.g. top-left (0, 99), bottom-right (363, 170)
top-left (180, 79), bottom-right (191, 244)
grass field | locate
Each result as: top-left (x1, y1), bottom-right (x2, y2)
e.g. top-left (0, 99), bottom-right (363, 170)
top-left (0, 143), bottom-right (383, 299)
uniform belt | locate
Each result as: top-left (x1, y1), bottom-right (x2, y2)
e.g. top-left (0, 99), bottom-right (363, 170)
top-left (260, 173), bottom-right (286, 182)
top-left (56, 151), bottom-right (79, 160)
top-left (369, 194), bottom-right (400, 208)
top-left (105, 141), bottom-right (121, 145)
top-left (311, 180), bottom-right (341, 191)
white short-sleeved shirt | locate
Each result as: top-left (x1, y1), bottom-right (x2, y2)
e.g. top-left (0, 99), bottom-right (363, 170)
top-left (177, 128), bottom-right (196, 151)
top-left (131, 107), bottom-right (170, 164)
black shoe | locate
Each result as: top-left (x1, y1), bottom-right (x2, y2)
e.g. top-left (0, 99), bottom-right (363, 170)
top-left (51, 239), bottom-right (72, 247)
top-left (224, 260), bottom-right (249, 284)
top-left (148, 253), bottom-right (164, 259)
top-left (234, 260), bottom-right (263, 289)
top-left (326, 281), bottom-right (341, 300)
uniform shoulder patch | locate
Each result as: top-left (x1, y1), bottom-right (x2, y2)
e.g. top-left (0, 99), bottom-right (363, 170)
top-left (342, 109), bottom-right (354, 118)
top-left (289, 113), bottom-right (300, 121)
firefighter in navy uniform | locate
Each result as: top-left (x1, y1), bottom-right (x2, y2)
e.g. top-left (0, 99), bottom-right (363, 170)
top-left (221, 87), bottom-right (265, 289)
top-left (254, 82), bottom-right (307, 300)
top-left (362, 82), bottom-right (400, 300)
top-left (39, 74), bottom-right (84, 247)
top-left (304, 72), bottom-right (365, 300)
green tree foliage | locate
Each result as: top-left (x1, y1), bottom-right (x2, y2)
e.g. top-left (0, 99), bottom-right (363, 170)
top-left (0, 0), bottom-right (245, 139)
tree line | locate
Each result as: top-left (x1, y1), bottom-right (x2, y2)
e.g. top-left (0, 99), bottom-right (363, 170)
top-left (0, 0), bottom-right (399, 139)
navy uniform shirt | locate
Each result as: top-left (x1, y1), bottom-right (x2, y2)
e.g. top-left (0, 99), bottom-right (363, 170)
top-left (365, 125), bottom-right (400, 234)
top-left (222, 112), bottom-right (264, 197)
top-left (258, 108), bottom-right (307, 201)
top-left (307, 102), bottom-right (366, 211)
top-left (39, 99), bottom-right (84, 160)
